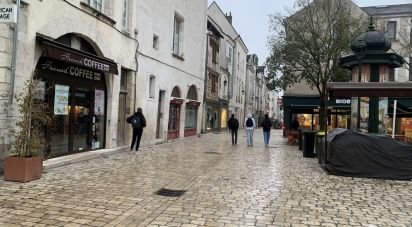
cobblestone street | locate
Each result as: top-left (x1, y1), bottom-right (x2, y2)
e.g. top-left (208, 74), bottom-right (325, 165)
top-left (0, 129), bottom-right (411, 227)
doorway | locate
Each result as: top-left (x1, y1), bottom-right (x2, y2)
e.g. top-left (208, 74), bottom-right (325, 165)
top-left (168, 103), bottom-right (180, 140)
top-left (72, 87), bottom-right (91, 152)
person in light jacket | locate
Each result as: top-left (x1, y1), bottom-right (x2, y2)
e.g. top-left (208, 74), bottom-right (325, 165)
top-left (244, 113), bottom-right (256, 146)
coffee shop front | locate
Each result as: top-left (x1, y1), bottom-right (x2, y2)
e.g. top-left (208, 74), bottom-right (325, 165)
top-left (34, 36), bottom-right (118, 157)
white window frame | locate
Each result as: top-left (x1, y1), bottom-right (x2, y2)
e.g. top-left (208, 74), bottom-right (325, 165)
top-left (121, 0), bottom-right (129, 30)
top-left (84, 0), bottom-right (103, 12)
top-left (172, 13), bottom-right (184, 57)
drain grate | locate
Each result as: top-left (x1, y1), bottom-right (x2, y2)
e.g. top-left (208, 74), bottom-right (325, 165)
top-left (155, 188), bottom-right (187, 197)
top-left (204, 152), bottom-right (221, 155)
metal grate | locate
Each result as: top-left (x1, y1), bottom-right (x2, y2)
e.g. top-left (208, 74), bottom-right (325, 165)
top-left (204, 152), bottom-right (221, 155)
top-left (155, 188), bottom-right (186, 197)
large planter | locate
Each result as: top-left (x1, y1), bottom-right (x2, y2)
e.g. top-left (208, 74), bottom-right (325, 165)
top-left (4, 156), bottom-right (43, 182)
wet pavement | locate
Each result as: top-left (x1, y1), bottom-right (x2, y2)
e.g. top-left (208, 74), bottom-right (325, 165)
top-left (0, 129), bottom-right (411, 227)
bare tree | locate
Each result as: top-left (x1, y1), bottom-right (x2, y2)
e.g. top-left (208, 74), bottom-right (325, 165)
top-left (266, 0), bottom-right (367, 129)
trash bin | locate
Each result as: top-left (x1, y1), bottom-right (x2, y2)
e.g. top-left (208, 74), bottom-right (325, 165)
top-left (302, 130), bottom-right (317, 158)
top-left (314, 132), bottom-right (326, 164)
top-left (298, 129), bottom-right (304, 150)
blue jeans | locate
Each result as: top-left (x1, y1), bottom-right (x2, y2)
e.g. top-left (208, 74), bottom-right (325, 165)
top-left (263, 131), bottom-right (270, 146)
top-left (246, 128), bottom-right (254, 145)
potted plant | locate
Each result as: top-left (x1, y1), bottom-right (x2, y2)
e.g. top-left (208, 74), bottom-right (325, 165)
top-left (2, 71), bottom-right (52, 182)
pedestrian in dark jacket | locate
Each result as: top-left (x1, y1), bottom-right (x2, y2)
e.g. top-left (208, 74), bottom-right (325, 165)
top-left (127, 107), bottom-right (146, 151)
top-left (260, 114), bottom-right (273, 147)
top-left (227, 114), bottom-right (239, 145)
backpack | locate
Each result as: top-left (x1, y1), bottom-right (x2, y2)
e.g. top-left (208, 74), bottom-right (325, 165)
top-left (233, 120), bottom-right (239, 129)
top-left (130, 115), bottom-right (142, 128)
top-left (246, 118), bottom-right (253, 127)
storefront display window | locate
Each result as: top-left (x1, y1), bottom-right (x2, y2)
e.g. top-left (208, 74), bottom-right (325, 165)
top-left (379, 98), bottom-right (388, 134)
top-left (185, 106), bottom-right (197, 129)
top-left (360, 97), bottom-right (369, 132)
top-left (93, 90), bottom-right (105, 149)
top-left (220, 108), bottom-right (227, 128)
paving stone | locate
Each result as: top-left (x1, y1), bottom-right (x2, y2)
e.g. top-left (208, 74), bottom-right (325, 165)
top-left (0, 130), bottom-right (411, 226)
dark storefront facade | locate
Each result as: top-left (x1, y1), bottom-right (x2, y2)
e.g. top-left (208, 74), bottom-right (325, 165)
top-left (35, 36), bottom-right (118, 157)
top-left (283, 96), bottom-right (351, 132)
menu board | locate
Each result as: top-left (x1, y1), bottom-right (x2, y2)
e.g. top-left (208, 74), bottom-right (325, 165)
top-left (54, 84), bottom-right (69, 115)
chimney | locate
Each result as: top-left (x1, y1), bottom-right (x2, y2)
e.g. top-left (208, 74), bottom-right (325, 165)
top-left (226, 12), bottom-right (232, 24)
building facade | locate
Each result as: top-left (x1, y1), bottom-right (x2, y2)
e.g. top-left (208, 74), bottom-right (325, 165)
top-left (0, 0), bottom-right (137, 162)
top-left (0, 0), bottom-right (207, 169)
top-left (203, 18), bottom-right (224, 132)
top-left (231, 36), bottom-right (248, 123)
top-left (245, 54), bottom-right (257, 119)
top-left (134, 1), bottom-right (207, 142)
top-left (206, 2), bottom-right (246, 130)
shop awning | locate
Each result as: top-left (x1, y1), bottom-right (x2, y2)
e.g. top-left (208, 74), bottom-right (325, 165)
top-left (327, 82), bottom-right (412, 97)
top-left (37, 35), bottom-right (118, 75)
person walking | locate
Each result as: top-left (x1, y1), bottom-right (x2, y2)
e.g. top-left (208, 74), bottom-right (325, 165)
top-left (260, 114), bottom-right (273, 147)
top-left (244, 113), bottom-right (256, 146)
top-left (127, 107), bottom-right (146, 151)
top-left (227, 114), bottom-right (239, 145)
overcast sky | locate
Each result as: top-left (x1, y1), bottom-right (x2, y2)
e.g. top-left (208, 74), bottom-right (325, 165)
top-left (208, 0), bottom-right (412, 65)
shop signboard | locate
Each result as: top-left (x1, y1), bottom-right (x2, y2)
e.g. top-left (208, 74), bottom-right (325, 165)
top-left (54, 84), bottom-right (69, 115)
top-left (0, 4), bottom-right (17, 23)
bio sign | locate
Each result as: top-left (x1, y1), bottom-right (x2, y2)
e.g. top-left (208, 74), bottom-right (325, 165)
top-left (0, 5), bottom-right (17, 23)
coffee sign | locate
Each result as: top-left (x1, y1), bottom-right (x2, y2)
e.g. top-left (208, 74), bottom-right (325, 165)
top-left (0, 4), bottom-right (17, 23)
top-left (43, 43), bottom-right (118, 74)
top-left (40, 60), bottom-right (102, 82)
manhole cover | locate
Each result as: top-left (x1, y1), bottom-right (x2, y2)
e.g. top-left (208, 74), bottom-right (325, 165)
top-left (155, 188), bottom-right (186, 197)
top-left (204, 152), bottom-right (221, 155)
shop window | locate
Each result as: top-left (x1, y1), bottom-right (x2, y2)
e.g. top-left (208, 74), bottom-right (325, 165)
top-left (185, 106), bottom-right (197, 129)
top-left (84, 0), bottom-right (103, 12)
top-left (389, 68), bottom-right (395, 81)
top-left (173, 13), bottom-right (184, 57)
top-left (153, 35), bottom-right (159, 50)
top-left (149, 76), bottom-right (156, 99)
top-left (122, 0), bottom-right (129, 30)
top-left (386, 21), bottom-right (396, 40)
